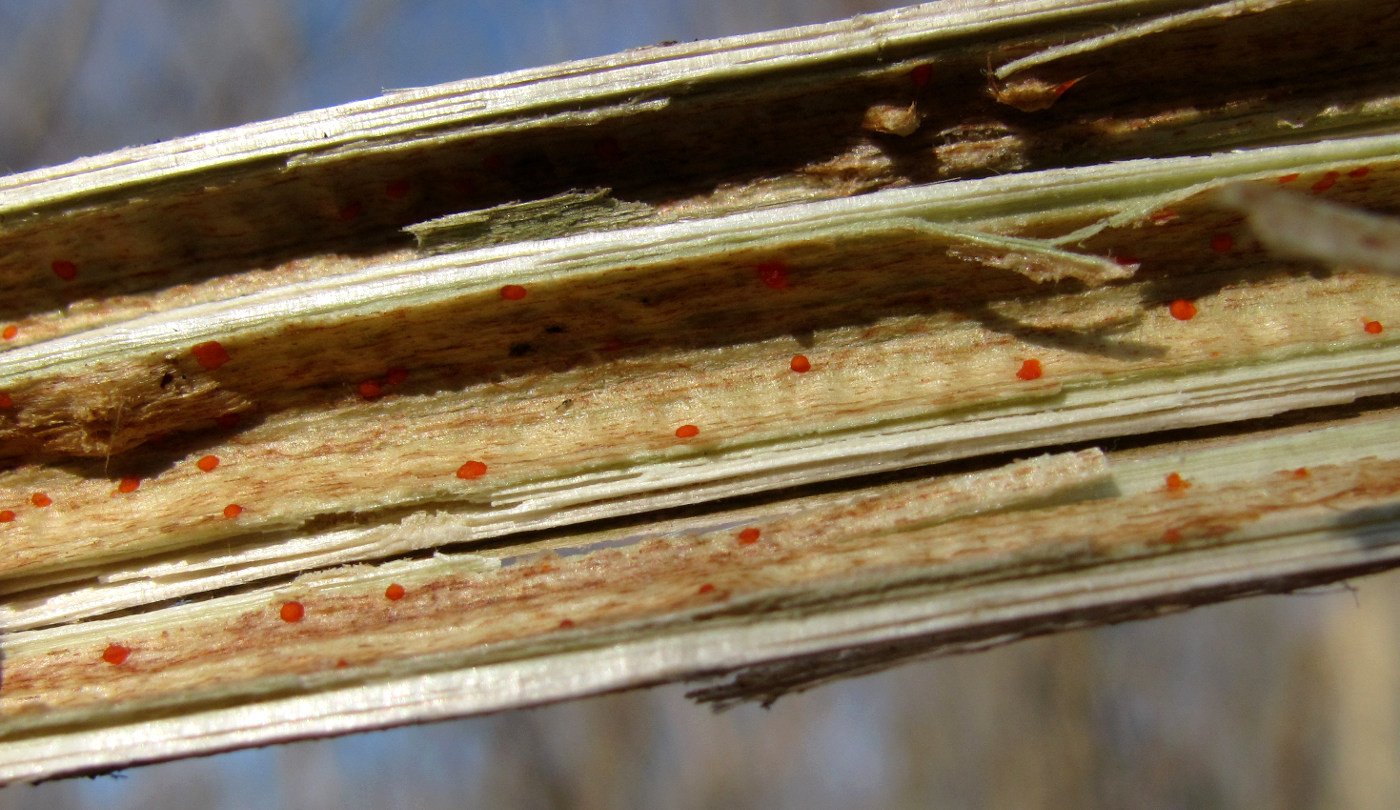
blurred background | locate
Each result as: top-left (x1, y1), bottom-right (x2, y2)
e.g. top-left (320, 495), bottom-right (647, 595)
top-left (2, 1), bottom-right (1399, 807)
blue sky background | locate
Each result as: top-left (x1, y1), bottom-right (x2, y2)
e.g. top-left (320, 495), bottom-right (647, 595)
top-left (0, 0), bottom-right (905, 172)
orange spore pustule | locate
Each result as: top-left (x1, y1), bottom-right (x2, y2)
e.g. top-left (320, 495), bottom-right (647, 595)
top-left (456, 460), bottom-right (488, 479)
top-left (1312, 171), bottom-right (1339, 193)
top-left (280, 601), bottom-right (305, 623)
top-left (191, 341), bottom-right (231, 370)
top-left (1169, 299), bottom-right (1197, 321)
top-left (51, 260), bottom-right (78, 281)
top-left (756, 261), bottom-right (789, 290)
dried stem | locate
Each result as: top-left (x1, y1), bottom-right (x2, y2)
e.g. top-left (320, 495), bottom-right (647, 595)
top-left (1, 0), bottom-right (1400, 783)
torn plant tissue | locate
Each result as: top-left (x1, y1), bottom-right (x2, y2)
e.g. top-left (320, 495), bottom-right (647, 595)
top-left (1215, 182), bottom-right (1400, 274)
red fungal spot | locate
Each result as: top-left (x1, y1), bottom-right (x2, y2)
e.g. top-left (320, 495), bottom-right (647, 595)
top-left (594, 137), bottom-right (623, 163)
top-left (790, 354), bottom-right (811, 373)
top-left (2, 325), bottom-right (16, 340)
top-left (500, 284), bottom-right (527, 300)
top-left (1015, 358), bottom-right (1042, 381)
top-left (1161, 528), bottom-right (1183, 544)
top-left (102, 644), bottom-right (131, 665)
top-left (51, 260), bottom-right (78, 281)
top-left (116, 477), bottom-right (140, 494)
top-left (559, 618), bottom-right (576, 629)
top-left (1312, 171), bottom-right (1339, 193)
top-left (0, 510), bottom-right (13, 523)
top-left (385, 180), bottom-right (410, 198)
top-left (1278, 173), bottom-right (1300, 183)
top-left (384, 583), bottom-right (406, 600)
top-left (1365, 320), bottom-right (1384, 334)
top-left (31, 493), bottom-right (51, 508)
top-left (1210, 233), bottom-right (1234, 253)
top-left (1165, 472), bottom-right (1191, 493)
top-left (215, 412), bottom-right (241, 429)
top-left (1169, 299), bottom-right (1197, 321)
top-left (358, 379), bottom-right (383, 399)
top-left (191, 340), bottom-right (231, 370)
top-left (738, 527), bottom-right (761, 544)
top-left (1293, 467), bottom-right (1310, 478)
top-left (0, 392), bottom-right (11, 408)
top-left (1149, 208), bottom-right (1178, 224)
top-left (698, 583), bottom-right (716, 595)
top-left (338, 201), bottom-right (364, 220)
top-left (1051, 76), bottom-right (1084, 99)
top-left (1113, 254), bottom-right (1139, 267)
top-left (385, 366), bottom-right (409, 385)
top-left (223, 503), bottom-right (243, 519)
top-left (910, 64), bottom-right (933, 89)
top-left (1349, 166), bottom-right (1371, 179)
top-left (675, 424), bottom-right (700, 439)
top-left (336, 659), bottom-right (350, 668)
top-left (456, 460), bottom-right (488, 479)
top-left (756, 261), bottom-right (789, 289)
top-left (196, 455), bottom-right (220, 472)
top-left (280, 601), bottom-right (305, 623)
